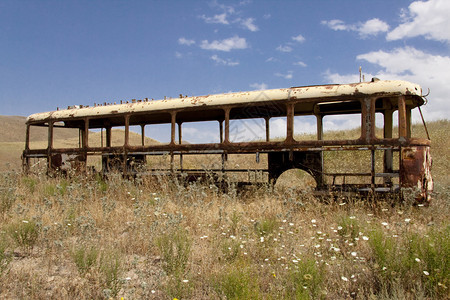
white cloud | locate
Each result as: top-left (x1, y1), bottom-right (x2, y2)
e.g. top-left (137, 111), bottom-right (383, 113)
top-left (323, 70), bottom-right (361, 84)
top-left (250, 83), bottom-right (268, 90)
top-left (387, 0), bottom-right (450, 43)
top-left (294, 61), bottom-right (307, 67)
top-left (324, 46), bottom-right (450, 120)
top-left (321, 19), bottom-right (350, 31)
top-left (178, 37), bottom-right (195, 46)
top-left (200, 2), bottom-right (259, 32)
top-left (200, 13), bottom-right (229, 24)
top-left (200, 36), bottom-right (248, 51)
top-left (322, 18), bottom-right (389, 38)
top-left (240, 17), bottom-right (259, 32)
top-left (175, 52), bottom-right (183, 59)
top-left (182, 126), bottom-right (220, 143)
top-left (292, 34), bottom-right (305, 43)
top-left (359, 19), bottom-right (389, 37)
top-left (276, 45), bottom-right (293, 53)
top-left (275, 71), bottom-right (293, 80)
top-left (210, 55), bottom-right (239, 66)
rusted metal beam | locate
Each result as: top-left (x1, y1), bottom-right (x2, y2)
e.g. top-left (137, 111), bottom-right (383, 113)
top-left (286, 103), bottom-right (294, 143)
top-left (398, 96), bottom-right (407, 138)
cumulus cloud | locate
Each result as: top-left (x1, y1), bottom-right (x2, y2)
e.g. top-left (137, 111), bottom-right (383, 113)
top-left (200, 13), bottom-right (229, 24)
top-left (322, 18), bottom-right (389, 38)
top-left (275, 71), bottom-right (293, 80)
top-left (294, 61), bottom-right (307, 67)
top-left (240, 17), bottom-right (259, 31)
top-left (387, 0), bottom-right (450, 43)
top-left (210, 55), bottom-right (239, 66)
top-left (292, 34), bottom-right (305, 43)
top-left (324, 46), bottom-right (450, 120)
top-left (178, 37), bottom-right (195, 46)
top-left (200, 2), bottom-right (259, 32)
top-left (359, 19), bottom-right (390, 37)
top-left (200, 36), bottom-right (248, 51)
top-left (276, 45), bottom-right (293, 53)
top-left (250, 83), bottom-right (268, 90)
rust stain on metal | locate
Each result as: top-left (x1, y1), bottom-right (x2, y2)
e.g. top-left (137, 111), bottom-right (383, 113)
top-left (400, 146), bottom-right (433, 203)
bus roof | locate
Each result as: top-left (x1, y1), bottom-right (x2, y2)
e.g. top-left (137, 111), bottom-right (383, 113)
top-left (27, 79), bottom-right (422, 125)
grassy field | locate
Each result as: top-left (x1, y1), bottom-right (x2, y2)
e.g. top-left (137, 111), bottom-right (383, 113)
top-left (0, 119), bottom-right (448, 299)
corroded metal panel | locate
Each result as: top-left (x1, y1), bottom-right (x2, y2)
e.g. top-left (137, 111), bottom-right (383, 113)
top-left (400, 146), bottom-right (433, 203)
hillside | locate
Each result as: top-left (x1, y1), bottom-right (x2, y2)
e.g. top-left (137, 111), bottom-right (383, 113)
top-left (0, 115), bottom-right (79, 143)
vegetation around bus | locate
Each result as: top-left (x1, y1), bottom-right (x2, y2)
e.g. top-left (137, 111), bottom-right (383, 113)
top-left (0, 119), bottom-right (448, 299)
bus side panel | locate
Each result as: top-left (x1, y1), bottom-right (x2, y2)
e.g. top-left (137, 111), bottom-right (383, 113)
top-left (400, 146), bottom-right (433, 203)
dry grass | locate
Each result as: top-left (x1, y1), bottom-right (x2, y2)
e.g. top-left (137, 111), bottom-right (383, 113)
top-left (0, 170), bottom-right (448, 299)
top-left (0, 119), bottom-right (448, 299)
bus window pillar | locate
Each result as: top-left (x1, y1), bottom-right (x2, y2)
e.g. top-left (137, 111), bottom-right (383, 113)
top-left (384, 110), bottom-right (394, 185)
top-left (141, 124), bottom-right (145, 146)
top-left (406, 106), bottom-right (412, 138)
top-left (106, 126), bottom-right (112, 147)
top-left (361, 97), bottom-right (373, 143)
top-left (264, 117), bottom-right (270, 142)
top-left (124, 114), bottom-right (130, 146)
top-left (25, 124), bottom-right (30, 151)
top-left (123, 115), bottom-right (130, 175)
top-left (170, 112), bottom-right (177, 145)
top-left (316, 114), bottom-right (323, 141)
top-left (286, 103), bottom-right (294, 143)
top-left (315, 114), bottom-right (324, 186)
top-left (81, 118), bottom-right (89, 173)
top-left (398, 96), bottom-right (407, 138)
top-left (224, 108), bottom-right (230, 143)
top-left (23, 124), bottom-right (31, 173)
top-left (47, 121), bottom-right (54, 171)
top-left (178, 122), bottom-right (183, 170)
top-left (81, 118), bottom-right (89, 149)
top-left (219, 120), bottom-right (224, 143)
top-left (170, 112), bottom-right (177, 172)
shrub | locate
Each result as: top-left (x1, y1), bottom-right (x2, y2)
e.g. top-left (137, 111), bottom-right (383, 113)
top-left (8, 220), bottom-right (40, 253)
top-left (254, 216), bottom-right (277, 236)
top-left (0, 235), bottom-right (11, 276)
top-left (156, 228), bottom-right (191, 276)
top-left (99, 249), bottom-right (123, 298)
top-left (213, 263), bottom-right (260, 300)
top-left (285, 258), bottom-right (325, 299)
top-left (337, 215), bottom-right (360, 241)
top-left (368, 225), bottom-right (449, 298)
top-left (71, 245), bottom-right (99, 275)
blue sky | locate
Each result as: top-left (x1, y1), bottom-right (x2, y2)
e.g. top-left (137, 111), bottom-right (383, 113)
top-left (1, 0), bottom-right (449, 142)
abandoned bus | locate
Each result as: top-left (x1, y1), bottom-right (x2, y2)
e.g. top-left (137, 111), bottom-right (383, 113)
top-left (22, 79), bottom-right (433, 203)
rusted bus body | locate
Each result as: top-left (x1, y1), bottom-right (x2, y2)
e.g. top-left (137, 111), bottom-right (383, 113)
top-left (22, 79), bottom-right (433, 203)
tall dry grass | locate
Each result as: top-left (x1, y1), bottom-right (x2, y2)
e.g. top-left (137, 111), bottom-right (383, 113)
top-left (0, 171), bottom-right (448, 299)
top-left (0, 120), bottom-right (448, 299)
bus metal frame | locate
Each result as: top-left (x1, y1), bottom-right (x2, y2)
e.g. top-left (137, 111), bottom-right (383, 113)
top-left (22, 79), bottom-right (433, 203)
